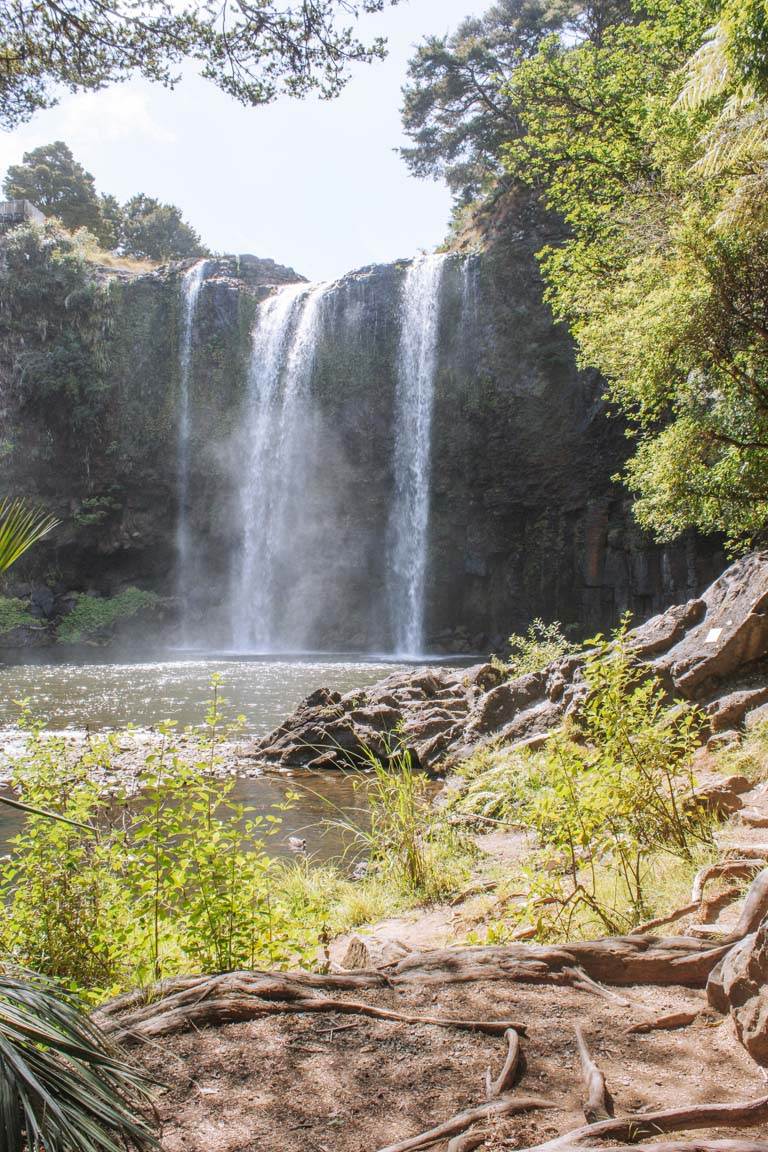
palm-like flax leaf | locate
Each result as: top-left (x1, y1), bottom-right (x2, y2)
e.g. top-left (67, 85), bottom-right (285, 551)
top-left (0, 970), bottom-right (157, 1152)
top-left (0, 500), bottom-right (59, 574)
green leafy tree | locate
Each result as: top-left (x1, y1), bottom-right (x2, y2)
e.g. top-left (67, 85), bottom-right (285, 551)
top-left (0, 0), bottom-right (394, 130)
top-left (400, 0), bottom-right (640, 204)
top-left (120, 194), bottom-right (207, 261)
top-left (500, 0), bottom-right (768, 551)
top-left (3, 141), bottom-right (105, 235)
top-left (97, 193), bottom-right (125, 251)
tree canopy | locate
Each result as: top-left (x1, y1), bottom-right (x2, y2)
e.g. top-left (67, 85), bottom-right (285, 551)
top-left (0, 0), bottom-right (394, 130)
top-left (3, 142), bottom-right (105, 237)
top-left (399, 0), bottom-right (639, 204)
top-left (3, 143), bottom-right (208, 260)
top-left (120, 195), bottom-right (206, 261)
top-left (502, 0), bottom-right (768, 551)
top-left (398, 0), bottom-right (768, 551)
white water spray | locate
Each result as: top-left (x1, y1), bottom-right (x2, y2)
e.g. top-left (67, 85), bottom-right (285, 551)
top-left (176, 259), bottom-right (208, 640)
top-left (233, 280), bottom-right (331, 650)
top-left (388, 254), bottom-right (446, 657)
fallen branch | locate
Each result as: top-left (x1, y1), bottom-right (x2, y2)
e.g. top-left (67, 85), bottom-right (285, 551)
top-left (574, 1024), bottom-right (611, 1123)
top-left (374, 1096), bottom-right (553, 1152)
top-left (564, 966), bottom-right (635, 1007)
top-left (485, 1027), bottom-right (521, 1099)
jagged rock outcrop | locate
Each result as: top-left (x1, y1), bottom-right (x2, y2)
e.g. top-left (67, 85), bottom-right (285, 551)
top-left (248, 552), bottom-right (768, 772)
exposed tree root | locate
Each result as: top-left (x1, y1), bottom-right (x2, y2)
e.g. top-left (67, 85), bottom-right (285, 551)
top-left (485, 1027), bottom-right (521, 1099)
top-left (390, 935), bottom-right (732, 988)
top-left (726, 870), bottom-right (768, 940)
top-left (374, 1096), bottom-right (554, 1152)
top-left (574, 1024), bottom-right (612, 1123)
top-left (446, 1134), bottom-right (486, 1152)
top-left (626, 1010), bottom-right (700, 1034)
top-left (700, 887), bottom-right (744, 923)
top-left (100, 973), bottom-right (526, 1045)
top-left (629, 904), bottom-right (700, 936)
top-left (528, 1094), bottom-right (768, 1152)
top-left (691, 862), bottom-right (763, 905)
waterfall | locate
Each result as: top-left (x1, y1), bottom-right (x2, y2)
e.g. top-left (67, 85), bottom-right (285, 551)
top-left (176, 259), bottom-right (208, 641)
top-left (388, 254), bottom-right (446, 658)
top-left (232, 280), bottom-right (331, 651)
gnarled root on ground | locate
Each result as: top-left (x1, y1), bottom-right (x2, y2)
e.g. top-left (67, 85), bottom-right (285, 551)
top-left (574, 1024), bottom-right (612, 1123)
top-left (98, 972), bottom-right (526, 1045)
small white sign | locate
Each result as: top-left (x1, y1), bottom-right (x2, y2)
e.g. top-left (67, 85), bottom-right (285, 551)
top-left (705, 627), bottom-right (723, 644)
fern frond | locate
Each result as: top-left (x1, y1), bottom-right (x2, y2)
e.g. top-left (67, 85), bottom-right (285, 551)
top-left (0, 499), bottom-right (59, 573)
top-left (677, 22), bottom-right (731, 109)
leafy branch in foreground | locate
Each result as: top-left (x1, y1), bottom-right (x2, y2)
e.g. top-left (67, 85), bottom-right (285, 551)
top-left (0, 0), bottom-right (396, 129)
top-left (0, 969), bottom-right (156, 1152)
top-left (0, 498), bottom-right (58, 573)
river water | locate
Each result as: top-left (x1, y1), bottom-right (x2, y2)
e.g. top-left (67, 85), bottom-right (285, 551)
top-left (0, 654), bottom-right (412, 861)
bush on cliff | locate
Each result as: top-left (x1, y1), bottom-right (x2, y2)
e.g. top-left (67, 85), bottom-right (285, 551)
top-left (56, 587), bottom-right (160, 644)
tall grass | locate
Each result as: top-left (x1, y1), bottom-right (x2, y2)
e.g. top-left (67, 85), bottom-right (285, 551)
top-left (325, 739), bottom-right (474, 904)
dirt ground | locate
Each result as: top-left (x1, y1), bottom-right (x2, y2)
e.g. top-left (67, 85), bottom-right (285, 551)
top-left (137, 977), bottom-right (768, 1152)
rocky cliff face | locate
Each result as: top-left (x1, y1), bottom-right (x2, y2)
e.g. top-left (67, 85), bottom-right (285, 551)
top-left (0, 211), bottom-right (724, 651)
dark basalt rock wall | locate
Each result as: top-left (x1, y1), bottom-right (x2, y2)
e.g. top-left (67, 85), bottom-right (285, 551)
top-left (0, 211), bottom-right (724, 652)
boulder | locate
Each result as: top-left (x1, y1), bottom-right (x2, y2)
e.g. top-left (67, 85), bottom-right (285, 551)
top-left (247, 553), bottom-right (768, 775)
top-left (652, 552), bottom-right (768, 697)
top-left (707, 922), bottom-right (768, 1065)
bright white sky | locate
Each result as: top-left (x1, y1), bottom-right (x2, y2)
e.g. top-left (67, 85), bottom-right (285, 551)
top-left (0, 0), bottom-right (490, 281)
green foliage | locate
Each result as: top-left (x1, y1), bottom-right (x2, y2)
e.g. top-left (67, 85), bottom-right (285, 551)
top-left (452, 625), bottom-right (712, 936)
top-left (72, 495), bottom-right (121, 527)
top-left (2, 141), bottom-right (207, 258)
top-left (56, 588), bottom-right (159, 644)
top-left (0, 0), bottom-right (394, 130)
top-left (498, 617), bottom-right (577, 676)
top-left (400, 0), bottom-right (638, 206)
top-left (400, 1), bottom-right (567, 204)
top-left (0, 969), bottom-right (156, 1152)
top-left (3, 141), bottom-right (109, 241)
top-left (0, 685), bottom-right (320, 997)
top-left (0, 497), bottom-right (58, 571)
top-left (0, 220), bottom-right (114, 448)
top-left (120, 194), bottom-right (206, 262)
top-left (327, 740), bottom-right (473, 903)
top-left (503, 0), bottom-right (768, 551)
top-left (0, 596), bottom-right (35, 634)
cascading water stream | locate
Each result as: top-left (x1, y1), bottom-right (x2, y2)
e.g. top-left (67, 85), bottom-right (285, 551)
top-left (176, 259), bottom-right (208, 642)
top-left (388, 253), bottom-right (446, 658)
top-left (232, 280), bottom-right (331, 651)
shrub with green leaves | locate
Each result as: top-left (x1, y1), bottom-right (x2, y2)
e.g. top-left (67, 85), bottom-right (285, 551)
top-left (453, 624), bottom-right (713, 938)
top-left (0, 596), bottom-right (36, 635)
top-left (0, 684), bottom-right (318, 997)
top-left (325, 739), bottom-right (474, 904)
top-left (56, 587), bottom-right (159, 644)
top-left (496, 618), bottom-right (577, 678)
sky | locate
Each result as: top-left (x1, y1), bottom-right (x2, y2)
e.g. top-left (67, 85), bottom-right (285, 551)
top-left (0, 0), bottom-right (491, 282)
